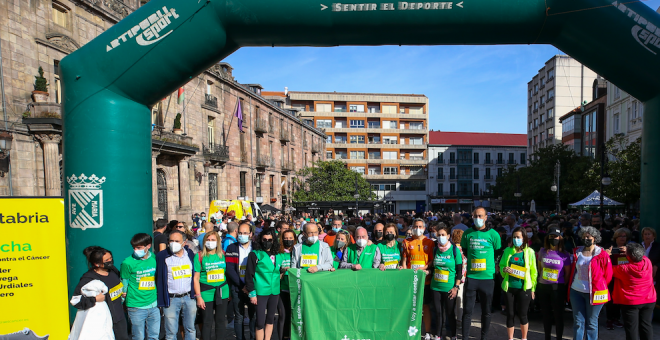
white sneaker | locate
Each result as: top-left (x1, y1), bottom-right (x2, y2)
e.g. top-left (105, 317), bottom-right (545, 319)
top-left (423, 333), bottom-right (431, 340)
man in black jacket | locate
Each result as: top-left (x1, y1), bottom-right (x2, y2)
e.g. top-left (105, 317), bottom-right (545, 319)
top-left (226, 222), bottom-right (256, 340)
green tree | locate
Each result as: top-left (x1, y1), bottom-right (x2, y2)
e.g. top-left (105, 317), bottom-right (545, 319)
top-left (589, 135), bottom-right (641, 207)
top-left (292, 160), bottom-right (377, 202)
top-left (492, 144), bottom-right (596, 208)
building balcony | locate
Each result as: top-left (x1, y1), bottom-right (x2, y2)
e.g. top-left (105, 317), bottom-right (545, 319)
top-left (323, 127), bottom-right (426, 134)
top-left (241, 151), bottom-right (249, 163)
top-left (152, 130), bottom-right (199, 156)
top-left (496, 160), bottom-right (505, 165)
top-left (281, 161), bottom-right (294, 172)
top-left (297, 110), bottom-right (427, 120)
top-left (484, 175), bottom-right (493, 181)
top-left (449, 175), bottom-right (457, 181)
top-left (484, 159), bottom-right (493, 164)
top-left (279, 130), bottom-right (290, 142)
top-left (204, 94), bottom-right (218, 109)
top-left (303, 139), bottom-right (309, 149)
top-left (311, 143), bottom-right (321, 154)
top-left (449, 159), bottom-right (456, 164)
top-left (457, 190), bottom-right (474, 197)
top-left (202, 144), bottom-right (229, 164)
top-left (533, 108), bottom-right (539, 113)
top-left (508, 160), bottom-right (517, 165)
top-left (23, 102), bottom-right (63, 134)
top-left (255, 118), bottom-right (269, 133)
top-left (256, 154), bottom-right (270, 168)
top-left (457, 175), bottom-right (472, 180)
top-left (457, 159), bottom-right (472, 165)
top-left (436, 175), bottom-right (445, 181)
top-left (365, 174), bottom-right (427, 180)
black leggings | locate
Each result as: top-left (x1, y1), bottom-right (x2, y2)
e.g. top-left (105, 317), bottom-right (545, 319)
top-left (256, 294), bottom-right (280, 330)
top-left (277, 292), bottom-right (291, 340)
top-left (462, 277), bottom-right (494, 340)
top-left (504, 287), bottom-right (532, 328)
top-left (432, 290), bottom-right (457, 337)
top-left (202, 299), bottom-right (228, 340)
top-left (112, 318), bottom-right (129, 340)
top-left (620, 303), bottom-right (654, 340)
top-left (537, 283), bottom-right (566, 340)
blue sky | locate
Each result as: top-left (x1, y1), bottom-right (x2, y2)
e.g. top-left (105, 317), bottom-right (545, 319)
top-left (224, 1), bottom-right (660, 135)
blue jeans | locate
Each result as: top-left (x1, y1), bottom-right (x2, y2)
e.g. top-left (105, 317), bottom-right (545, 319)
top-left (163, 296), bottom-right (197, 340)
top-left (231, 288), bottom-right (256, 340)
top-left (570, 289), bottom-right (604, 340)
top-left (127, 307), bottom-right (160, 340)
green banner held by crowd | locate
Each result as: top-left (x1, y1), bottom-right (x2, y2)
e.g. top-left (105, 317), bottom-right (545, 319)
top-left (288, 268), bottom-right (425, 340)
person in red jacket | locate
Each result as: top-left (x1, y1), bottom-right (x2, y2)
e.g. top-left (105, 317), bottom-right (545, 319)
top-left (567, 226), bottom-right (612, 340)
top-left (610, 242), bottom-right (656, 340)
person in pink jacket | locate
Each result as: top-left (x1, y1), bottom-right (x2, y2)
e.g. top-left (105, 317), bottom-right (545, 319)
top-left (567, 226), bottom-right (612, 340)
top-left (610, 242), bottom-right (656, 340)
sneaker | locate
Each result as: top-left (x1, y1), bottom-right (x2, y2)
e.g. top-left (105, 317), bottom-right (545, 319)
top-left (606, 320), bottom-right (614, 330)
top-left (423, 333), bottom-right (432, 340)
top-left (613, 320), bottom-right (624, 328)
top-left (0, 328), bottom-right (49, 340)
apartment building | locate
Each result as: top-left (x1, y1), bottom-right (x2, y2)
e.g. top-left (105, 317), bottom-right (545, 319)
top-left (605, 83), bottom-right (644, 146)
top-left (527, 55), bottom-right (598, 159)
top-left (428, 132), bottom-right (527, 212)
top-left (283, 91), bottom-right (429, 213)
top-left (559, 78), bottom-right (608, 157)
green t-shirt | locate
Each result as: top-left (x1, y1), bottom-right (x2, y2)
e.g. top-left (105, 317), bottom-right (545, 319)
top-left (507, 251), bottom-right (525, 289)
top-left (120, 252), bottom-right (157, 308)
top-left (193, 253), bottom-right (230, 302)
top-left (430, 245), bottom-right (457, 292)
top-left (460, 227), bottom-right (501, 280)
top-left (377, 241), bottom-right (401, 270)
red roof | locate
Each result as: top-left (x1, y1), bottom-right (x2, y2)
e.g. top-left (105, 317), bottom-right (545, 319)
top-left (429, 131), bottom-right (527, 147)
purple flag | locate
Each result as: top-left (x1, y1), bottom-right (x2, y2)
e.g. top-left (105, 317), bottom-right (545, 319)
top-left (235, 100), bottom-right (243, 132)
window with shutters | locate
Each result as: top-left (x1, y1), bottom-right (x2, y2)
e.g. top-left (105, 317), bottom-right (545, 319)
top-left (316, 103), bottom-right (331, 112)
top-left (52, 2), bottom-right (69, 28)
top-left (382, 105), bottom-right (397, 114)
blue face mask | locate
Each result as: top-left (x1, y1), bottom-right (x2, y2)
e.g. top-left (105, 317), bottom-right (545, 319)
top-left (475, 218), bottom-right (485, 228)
top-left (201, 217), bottom-right (206, 221)
top-left (397, 223), bottom-right (403, 229)
top-left (513, 238), bottom-right (523, 247)
top-left (365, 222), bottom-right (372, 226)
top-left (332, 227), bottom-right (342, 233)
top-left (238, 235), bottom-right (250, 244)
top-left (134, 249), bottom-right (146, 258)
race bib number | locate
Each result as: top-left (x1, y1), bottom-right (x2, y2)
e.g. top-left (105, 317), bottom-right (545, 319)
top-left (411, 260), bottom-right (425, 270)
top-left (138, 277), bottom-right (155, 290)
top-left (207, 269), bottom-right (225, 283)
top-left (434, 269), bottom-right (449, 283)
top-left (542, 268), bottom-right (558, 282)
top-left (109, 282), bottom-right (123, 301)
top-left (397, 235), bottom-right (406, 243)
top-left (617, 257), bottom-right (629, 265)
top-left (593, 289), bottom-right (609, 304)
top-left (172, 265), bottom-right (192, 280)
top-left (384, 260), bottom-right (398, 269)
top-left (471, 259), bottom-right (486, 271)
top-left (509, 264), bottom-right (526, 279)
top-left (239, 265), bottom-right (247, 278)
top-left (301, 254), bottom-right (318, 268)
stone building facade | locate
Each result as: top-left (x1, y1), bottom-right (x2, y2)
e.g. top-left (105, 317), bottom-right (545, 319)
top-left (0, 0), bottom-right (327, 222)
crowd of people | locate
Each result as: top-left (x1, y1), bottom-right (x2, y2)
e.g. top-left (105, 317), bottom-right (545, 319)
top-left (70, 208), bottom-right (658, 340)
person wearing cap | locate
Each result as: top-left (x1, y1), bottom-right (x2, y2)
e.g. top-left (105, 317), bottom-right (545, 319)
top-left (537, 224), bottom-right (572, 340)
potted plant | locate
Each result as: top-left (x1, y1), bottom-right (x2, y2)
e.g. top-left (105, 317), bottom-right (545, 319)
top-left (173, 113), bottom-right (183, 134)
top-left (32, 66), bottom-right (49, 103)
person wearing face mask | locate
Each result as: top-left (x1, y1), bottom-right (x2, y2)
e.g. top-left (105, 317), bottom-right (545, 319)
top-left (155, 230), bottom-right (197, 340)
top-left (567, 226), bottom-right (613, 340)
top-left (292, 222), bottom-right (334, 273)
top-left (225, 222), bottom-right (257, 340)
top-left (402, 218), bottom-right (435, 339)
top-left (371, 222), bottom-right (385, 245)
top-left (331, 230), bottom-right (352, 270)
top-left (324, 217), bottom-right (355, 246)
top-left (339, 227), bottom-right (382, 270)
top-left (499, 227), bottom-right (537, 340)
top-left (245, 229), bottom-right (284, 340)
top-left (193, 231), bottom-right (229, 340)
top-left (72, 246), bottom-right (129, 340)
top-left (459, 207), bottom-right (502, 340)
top-left (277, 230), bottom-right (297, 340)
top-left (430, 224), bottom-right (462, 340)
top-left (120, 233), bottom-right (159, 340)
top-left (536, 225), bottom-right (571, 340)
top-left (396, 217), bottom-right (409, 243)
top-left (377, 223), bottom-right (402, 270)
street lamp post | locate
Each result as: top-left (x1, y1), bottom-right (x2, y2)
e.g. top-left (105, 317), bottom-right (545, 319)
top-left (354, 171), bottom-right (360, 216)
top-left (550, 160), bottom-right (560, 213)
top-left (514, 175), bottom-right (522, 212)
top-left (600, 144), bottom-right (611, 217)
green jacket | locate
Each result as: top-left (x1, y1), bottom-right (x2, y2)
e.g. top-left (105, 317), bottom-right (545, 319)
top-left (499, 246), bottom-right (537, 292)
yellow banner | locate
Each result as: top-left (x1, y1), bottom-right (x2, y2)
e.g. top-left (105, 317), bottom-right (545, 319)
top-left (0, 198), bottom-right (69, 339)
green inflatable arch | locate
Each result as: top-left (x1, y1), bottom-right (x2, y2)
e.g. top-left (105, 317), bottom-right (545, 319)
top-left (60, 0), bottom-right (660, 293)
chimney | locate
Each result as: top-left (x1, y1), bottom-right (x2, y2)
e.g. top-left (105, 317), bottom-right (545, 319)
top-left (284, 87), bottom-right (288, 95)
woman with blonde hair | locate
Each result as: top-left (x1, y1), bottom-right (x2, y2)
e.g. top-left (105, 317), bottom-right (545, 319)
top-left (193, 231), bottom-right (229, 340)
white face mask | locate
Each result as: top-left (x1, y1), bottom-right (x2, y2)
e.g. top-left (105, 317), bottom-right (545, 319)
top-left (307, 236), bottom-right (318, 245)
top-left (205, 241), bottom-right (217, 250)
top-left (169, 242), bottom-right (182, 253)
top-left (527, 232), bottom-right (533, 239)
top-left (356, 239), bottom-right (367, 248)
top-left (438, 236), bottom-right (448, 245)
top-left (413, 228), bottom-right (424, 237)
